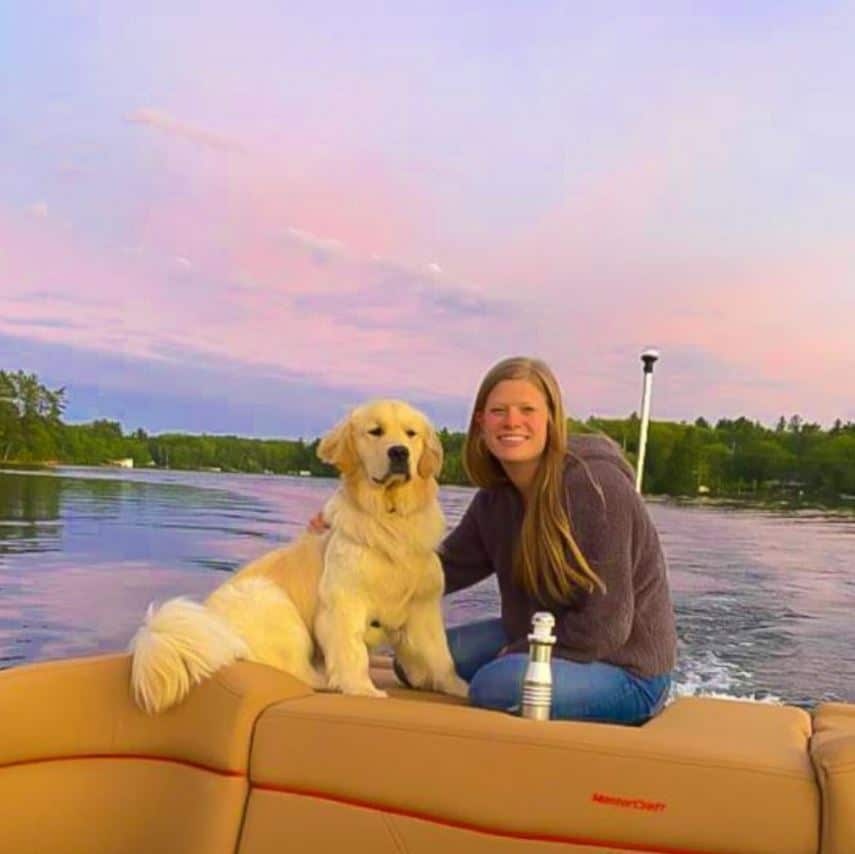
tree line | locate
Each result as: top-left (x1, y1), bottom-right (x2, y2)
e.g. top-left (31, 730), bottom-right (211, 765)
top-left (2, 370), bottom-right (853, 503)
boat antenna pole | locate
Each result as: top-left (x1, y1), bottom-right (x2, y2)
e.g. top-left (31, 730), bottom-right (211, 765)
top-left (635, 348), bottom-right (660, 494)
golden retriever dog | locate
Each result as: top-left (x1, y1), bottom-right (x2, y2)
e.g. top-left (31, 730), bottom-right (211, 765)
top-left (129, 399), bottom-right (468, 713)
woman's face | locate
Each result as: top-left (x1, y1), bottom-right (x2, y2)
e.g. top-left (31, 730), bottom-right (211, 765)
top-left (479, 379), bottom-right (550, 469)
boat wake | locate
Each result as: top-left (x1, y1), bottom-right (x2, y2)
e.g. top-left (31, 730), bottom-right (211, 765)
top-left (671, 649), bottom-right (784, 704)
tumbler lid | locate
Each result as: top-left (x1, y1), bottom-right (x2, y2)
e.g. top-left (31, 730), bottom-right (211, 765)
top-left (528, 611), bottom-right (556, 644)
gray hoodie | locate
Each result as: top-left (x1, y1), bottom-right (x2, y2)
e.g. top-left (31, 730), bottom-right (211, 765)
top-left (440, 433), bottom-right (677, 677)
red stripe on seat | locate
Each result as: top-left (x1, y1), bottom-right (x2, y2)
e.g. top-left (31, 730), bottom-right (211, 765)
top-left (252, 783), bottom-right (718, 854)
top-left (0, 753), bottom-right (244, 777)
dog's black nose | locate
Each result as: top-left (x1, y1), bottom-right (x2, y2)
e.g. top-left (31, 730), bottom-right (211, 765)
top-left (387, 445), bottom-right (409, 462)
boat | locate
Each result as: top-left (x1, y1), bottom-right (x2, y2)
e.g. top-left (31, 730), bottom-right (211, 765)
top-left (1, 652), bottom-right (852, 853)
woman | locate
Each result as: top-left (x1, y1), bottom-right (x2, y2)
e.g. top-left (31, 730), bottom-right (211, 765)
top-left (430, 356), bottom-right (676, 724)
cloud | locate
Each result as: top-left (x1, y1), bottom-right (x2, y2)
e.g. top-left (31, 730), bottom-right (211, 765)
top-left (289, 253), bottom-right (509, 332)
top-left (0, 209), bottom-right (488, 402)
top-left (125, 108), bottom-right (246, 153)
top-left (0, 331), bottom-right (471, 436)
top-left (368, 254), bottom-right (427, 279)
top-left (370, 257), bottom-right (506, 320)
top-left (4, 290), bottom-right (110, 307)
top-left (275, 227), bottom-right (508, 326)
top-left (282, 227), bottom-right (345, 265)
top-left (2, 316), bottom-right (81, 330)
top-left (424, 283), bottom-right (502, 319)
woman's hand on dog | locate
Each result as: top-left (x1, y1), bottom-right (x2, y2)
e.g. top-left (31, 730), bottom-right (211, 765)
top-left (308, 511), bottom-right (330, 534)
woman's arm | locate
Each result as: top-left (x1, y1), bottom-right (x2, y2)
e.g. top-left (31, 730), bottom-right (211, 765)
top-left (439, 492), bottom-right (495, 595)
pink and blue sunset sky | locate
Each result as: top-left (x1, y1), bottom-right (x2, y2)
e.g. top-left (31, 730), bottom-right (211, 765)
top-left (1, 3), bottom-right (853, 437)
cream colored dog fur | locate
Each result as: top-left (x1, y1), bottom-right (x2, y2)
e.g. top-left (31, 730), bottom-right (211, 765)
top-left (129, 400), bottom-right (468, 713)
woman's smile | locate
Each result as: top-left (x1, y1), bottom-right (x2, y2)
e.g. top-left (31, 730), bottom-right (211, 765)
top-left (478, 378), bottom-right (550, 485)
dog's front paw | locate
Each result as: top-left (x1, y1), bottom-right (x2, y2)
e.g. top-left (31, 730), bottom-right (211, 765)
top-left (340, 681), bottom-right (388, 698)
top-left (305, 667), bottom-right (328, 690)
top-left (442, 675), bottom-right (469, 699)
top-left (336, 674), bottom-right (389, 697)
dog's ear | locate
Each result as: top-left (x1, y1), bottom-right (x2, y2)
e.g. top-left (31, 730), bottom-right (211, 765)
top-left (417, 423), bottom-right (444, 479)
top-left (317, 416), bottom-right (358, 473)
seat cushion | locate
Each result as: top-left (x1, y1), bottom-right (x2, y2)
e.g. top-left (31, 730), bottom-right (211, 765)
top-left (1, 757), bottom-right (248, 854)
top-left (0, 653), bottom-right (312, 772)
top-left (0, 654), bottom-right (313, 854)
top-left (811, 702), bottom-right (855, 854)
top-left (244, 692), bottom-right (819, 854)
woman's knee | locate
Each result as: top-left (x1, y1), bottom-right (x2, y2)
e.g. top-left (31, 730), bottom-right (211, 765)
top-left (549, 663), bottom-right (670, 725)
top-left (467, 655), bottom-right (527, 712)
top-left (446, 618), bottom-right (508, 682)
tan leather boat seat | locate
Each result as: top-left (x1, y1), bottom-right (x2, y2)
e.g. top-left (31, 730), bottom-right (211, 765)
top-left (0, 654), bottom-right (310, 854)
top-left (242, 686), bottom-right (820, 854)
top-left (1, 653), bottom-right (849, 854)
top-left (810, 702), bottom-right (855, 854)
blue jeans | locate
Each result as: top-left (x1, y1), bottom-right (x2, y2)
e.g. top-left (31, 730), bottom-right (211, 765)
top-left (444, 618), bottom-right (671, 725)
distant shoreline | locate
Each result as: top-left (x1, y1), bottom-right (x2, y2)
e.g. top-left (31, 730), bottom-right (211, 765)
top-left (647, 493), bottom-right (855, 513)
top-left (0, 461), bottom-right (54, 471)
top-left (3, 461), bottom-right (853, 513)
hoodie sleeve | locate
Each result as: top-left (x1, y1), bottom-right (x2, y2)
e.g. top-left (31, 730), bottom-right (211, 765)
top-left (439, 491), bottom-right (495, 595)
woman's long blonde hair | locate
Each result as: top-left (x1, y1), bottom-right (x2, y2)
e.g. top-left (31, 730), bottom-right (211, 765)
top-left (463, 357), bottom-right (605, 603)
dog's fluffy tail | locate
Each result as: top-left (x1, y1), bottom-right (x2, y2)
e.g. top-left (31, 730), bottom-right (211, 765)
top-left (129, 597), bottom-right (249, 714)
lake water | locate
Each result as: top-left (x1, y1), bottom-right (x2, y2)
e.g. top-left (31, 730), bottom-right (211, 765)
top-left (1, 467), bottom-right (853, 708)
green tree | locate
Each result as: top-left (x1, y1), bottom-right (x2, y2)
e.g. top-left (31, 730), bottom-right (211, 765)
top-left (733, 439), bottom-right (795, 490)
top-left (661, 427), bottom-right (702, 495)
top-left (803, 436), bottom-right (855, 495)
top-left (0, 370), bottom-right (66, 461)
top-left (697, 442), bottom-right (731, 493)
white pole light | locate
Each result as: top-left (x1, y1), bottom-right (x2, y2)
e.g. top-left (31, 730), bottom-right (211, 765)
top-left (635, 348), bottom-right (659, 494)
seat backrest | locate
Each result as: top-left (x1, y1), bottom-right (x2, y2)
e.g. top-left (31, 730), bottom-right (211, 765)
top-left (811, 702), bottom-right (855, 854)
top-left (239, 690), bottom-right (820, 854)
top-left (0, 654), bottom-right (311, 854)
top-left (5, 654), bottom-right (843, 854)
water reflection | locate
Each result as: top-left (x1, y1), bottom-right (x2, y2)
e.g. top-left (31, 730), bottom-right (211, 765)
top-left (1, 468), bottom-right (853, 707)
top-left (0, 473), bottom-right (62, 556)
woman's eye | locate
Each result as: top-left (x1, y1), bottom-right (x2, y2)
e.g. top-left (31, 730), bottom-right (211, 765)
top-left (368, 427), bottom-right (383, 437)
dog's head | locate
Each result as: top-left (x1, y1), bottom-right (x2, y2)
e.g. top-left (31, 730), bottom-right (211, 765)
top-left (317, 400), bottom-right (443, 487)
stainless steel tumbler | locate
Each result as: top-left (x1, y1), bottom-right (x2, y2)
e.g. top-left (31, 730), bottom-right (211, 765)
top-left (520, 611), bottom-right (556, 720)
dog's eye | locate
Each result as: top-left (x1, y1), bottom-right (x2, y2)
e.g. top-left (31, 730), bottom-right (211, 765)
top-left (368, 427), bottom-right (383, 437)
top-left (405, 429), bottom-right (417, 438)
